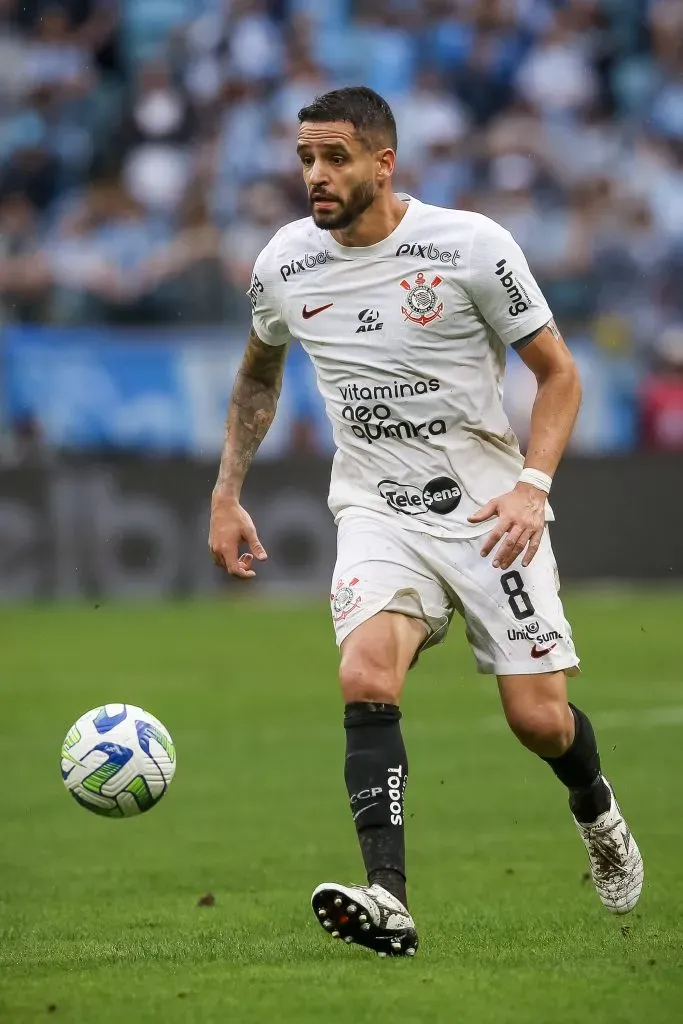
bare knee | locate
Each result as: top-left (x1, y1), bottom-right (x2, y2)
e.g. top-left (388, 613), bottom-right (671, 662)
top-left (339, 647), bottom-right (403, 705)
top-left (505, 700), bottom-right (574, 758)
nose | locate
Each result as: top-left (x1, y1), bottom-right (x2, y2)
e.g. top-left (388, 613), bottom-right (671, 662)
top-left (308, 159), bottom-right (330, 189)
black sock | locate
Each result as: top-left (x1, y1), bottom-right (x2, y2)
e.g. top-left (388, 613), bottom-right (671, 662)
top-left (344, 701), bottom-right (408, 908)
top-left (542, 703), bottom-right (611, 823)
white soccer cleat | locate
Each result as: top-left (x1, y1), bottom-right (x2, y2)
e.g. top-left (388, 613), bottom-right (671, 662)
top-left (573, 778), bottom-right (644, 915)
top-left (311, 882), bottom-right (418, 957)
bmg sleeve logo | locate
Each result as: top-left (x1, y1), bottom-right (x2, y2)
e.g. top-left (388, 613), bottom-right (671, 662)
top-left (247, 274), bottom-right (264, 310)
top-left (494, 259), bottom-right (530, 317)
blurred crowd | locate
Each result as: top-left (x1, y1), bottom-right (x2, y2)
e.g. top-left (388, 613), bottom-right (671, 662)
top-left (1, 0), bottom-right (682, 451)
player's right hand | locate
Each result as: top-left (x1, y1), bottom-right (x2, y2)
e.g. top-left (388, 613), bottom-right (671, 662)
top-left (208, 497), bottom-right (268, 579)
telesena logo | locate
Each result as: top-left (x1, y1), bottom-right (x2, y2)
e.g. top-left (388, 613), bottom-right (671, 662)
top-left (495, 259), bottom-right (530, 317)
top-left (280, 250), bottom-right (333, 282)
top-left (378, 476), bottom-right (462, 516)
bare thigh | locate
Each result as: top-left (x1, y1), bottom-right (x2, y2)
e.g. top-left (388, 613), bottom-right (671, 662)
top-left (339, 611), bottom-right (428, 705)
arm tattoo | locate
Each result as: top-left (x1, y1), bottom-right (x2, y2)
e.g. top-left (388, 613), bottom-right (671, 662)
top-left (514, 318), bottom-right (562, 350)
top-left (214, 327), bottom-right (287, 498)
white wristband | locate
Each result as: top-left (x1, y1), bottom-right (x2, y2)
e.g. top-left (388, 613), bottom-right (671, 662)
top-left (518, 468), bottom-right (553, 494)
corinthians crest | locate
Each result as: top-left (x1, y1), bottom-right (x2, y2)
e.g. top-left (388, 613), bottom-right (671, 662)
top-left (400, 272), bottom-right (444, 326)
top-left (331, 577), bottom-right (361, 622)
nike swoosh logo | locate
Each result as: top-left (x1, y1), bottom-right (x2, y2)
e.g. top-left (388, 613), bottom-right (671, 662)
top-left (353, 801), bottom-right (379, 821)
top-left (530, 642), bottom-right (557, 658)
top-left (302, 302), bottom-right (333, 319)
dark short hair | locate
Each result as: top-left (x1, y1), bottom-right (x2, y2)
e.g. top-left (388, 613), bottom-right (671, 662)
top-left (298, 86), bottom-right (397, 151)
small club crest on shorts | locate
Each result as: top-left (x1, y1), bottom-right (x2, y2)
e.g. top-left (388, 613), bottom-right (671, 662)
top-left (400, 272), bottom-right (444, 326)
top-left (331, 577), bottom-right (361, 622)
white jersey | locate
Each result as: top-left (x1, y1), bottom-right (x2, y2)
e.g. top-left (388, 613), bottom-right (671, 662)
top-left (248, 196), bottom-right (553, 539)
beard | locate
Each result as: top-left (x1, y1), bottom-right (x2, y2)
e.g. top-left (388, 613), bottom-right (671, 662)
top-left (309, 179), bottom-right (376, 230)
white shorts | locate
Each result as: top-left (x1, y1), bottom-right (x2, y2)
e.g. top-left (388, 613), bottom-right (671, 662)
top-left (330, 514), bottom-right (579, 677)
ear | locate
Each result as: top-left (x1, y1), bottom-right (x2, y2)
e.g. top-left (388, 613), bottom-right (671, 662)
top-left (377, 147), bottom-right (396, 181)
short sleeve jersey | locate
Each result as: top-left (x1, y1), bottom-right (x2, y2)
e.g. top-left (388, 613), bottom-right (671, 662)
top-left (248, 197), bottom-right (553, 538)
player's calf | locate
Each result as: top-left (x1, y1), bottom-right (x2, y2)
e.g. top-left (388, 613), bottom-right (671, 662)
top-left (343, 700), bottom-right (409, 907)
top-left (504, 695), bottom-right (575, 758)
top-left (336, 613), bottom-right (425, 908)
top-left (499, 674), bottom-right (608, 815)
top-left (500, 674), bottom-right (643, 913)
top-left (541, 702), bottom-right (611, 821)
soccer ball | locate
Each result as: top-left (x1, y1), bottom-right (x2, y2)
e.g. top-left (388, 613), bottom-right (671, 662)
top-left (61, 704), bottom-right (176, 818)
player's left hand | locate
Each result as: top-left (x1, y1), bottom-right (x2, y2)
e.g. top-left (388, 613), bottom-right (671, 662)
top-left (468, 482), bottom-right (546, 569)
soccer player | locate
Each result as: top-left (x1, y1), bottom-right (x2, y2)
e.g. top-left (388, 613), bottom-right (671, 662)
top-left (209, 87), bottom-right (643, 957)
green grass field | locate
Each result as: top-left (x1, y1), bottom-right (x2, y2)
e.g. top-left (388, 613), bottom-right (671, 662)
top-left (1, 591), bottom-right (682, 1023)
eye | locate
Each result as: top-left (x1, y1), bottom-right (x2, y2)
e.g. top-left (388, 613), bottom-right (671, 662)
top-left (300, 155), bottom-right (313, 168)
top-left (331, 155), bottom-right (346, 166)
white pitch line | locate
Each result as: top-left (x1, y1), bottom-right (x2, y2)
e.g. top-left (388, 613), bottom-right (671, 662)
top-left (479, 706), bottom-right (683, 733)
top-left (218, 706), bottom-right (683, 745)
top-left (591, 706), bottom-right (683, 729)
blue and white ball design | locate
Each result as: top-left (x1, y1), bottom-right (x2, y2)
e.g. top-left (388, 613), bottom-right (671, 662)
top-left (61, 704), bottom-right (176, 817)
